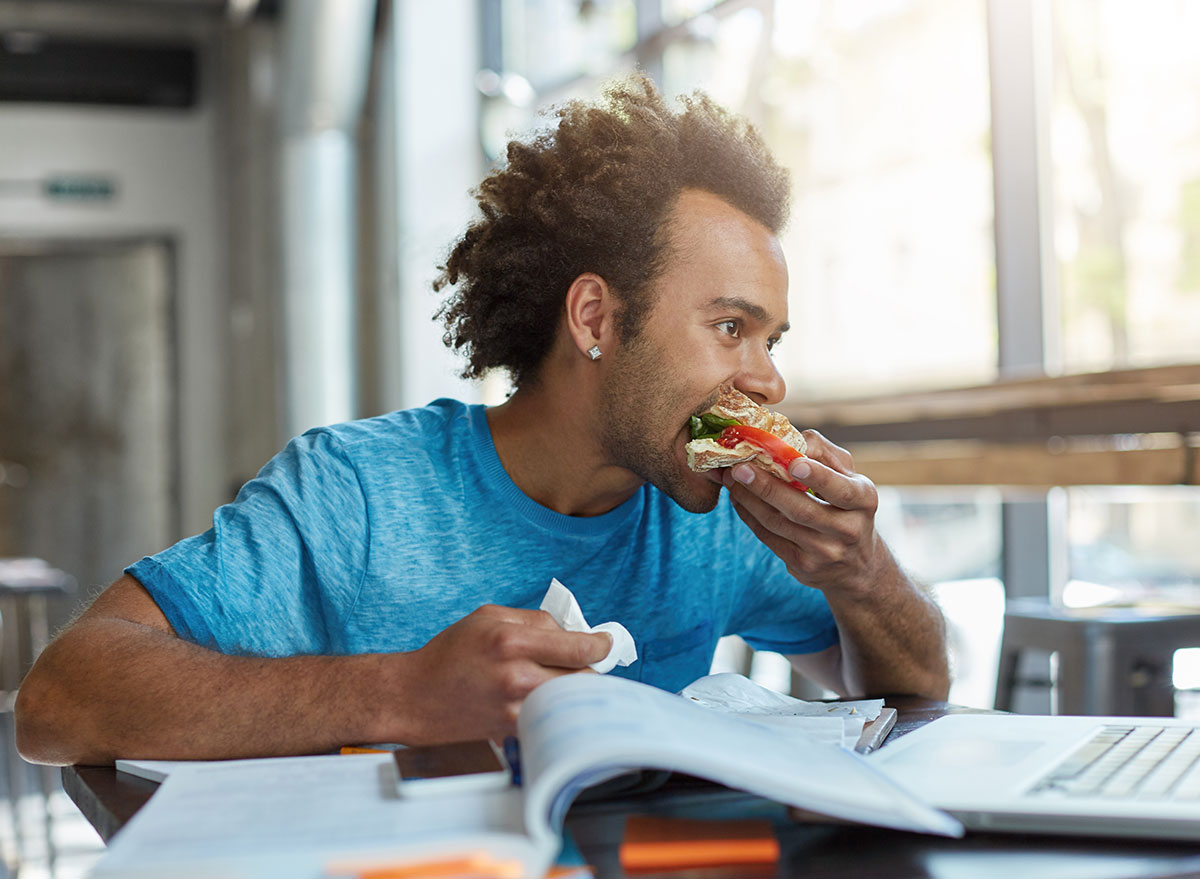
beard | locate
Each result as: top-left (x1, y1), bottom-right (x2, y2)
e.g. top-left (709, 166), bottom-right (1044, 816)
top-left (596, 336), bottom-right (723, 514)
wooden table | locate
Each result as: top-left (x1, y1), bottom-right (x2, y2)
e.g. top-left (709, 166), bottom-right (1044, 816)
top-left (63, 696), bottom-right (1200, 879)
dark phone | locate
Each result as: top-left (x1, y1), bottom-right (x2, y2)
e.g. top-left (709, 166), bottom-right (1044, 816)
top-left (393, 740), bottom-right (510, 787)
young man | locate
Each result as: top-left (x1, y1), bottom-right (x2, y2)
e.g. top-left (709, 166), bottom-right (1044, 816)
top-left (16, 76), bottom-right (947, 766)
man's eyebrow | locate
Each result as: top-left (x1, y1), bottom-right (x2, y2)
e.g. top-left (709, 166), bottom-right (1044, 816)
top-left (705, 296), bottom-right (790, 334)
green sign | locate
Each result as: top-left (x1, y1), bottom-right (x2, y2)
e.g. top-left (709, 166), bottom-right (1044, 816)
top-left (43, 176), bottom-right (117, 202)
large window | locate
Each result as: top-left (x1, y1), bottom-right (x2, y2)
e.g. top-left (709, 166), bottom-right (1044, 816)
top-left (481, 0), bottom-right (1200, 707)
top-left (1043, 1), bottom-right (1200, 642)
top-left (658, 0), bottom-right (996, 399)
top-left (1050, 0), bottom-right (1200, 374)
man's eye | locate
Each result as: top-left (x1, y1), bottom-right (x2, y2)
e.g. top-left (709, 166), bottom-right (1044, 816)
top-left (717, 320), bottom-right (740, 338)
top-left (767, 336), bottom-right (782, 352)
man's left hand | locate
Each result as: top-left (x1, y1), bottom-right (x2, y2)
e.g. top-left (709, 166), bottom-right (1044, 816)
top-left (720, 429), bottom-right (884, 597)
top-left (722, 429), bottom-right (950, 700)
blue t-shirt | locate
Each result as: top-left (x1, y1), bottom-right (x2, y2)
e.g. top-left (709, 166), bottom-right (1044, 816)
top-left (127, 399), bottom-right (837, 693)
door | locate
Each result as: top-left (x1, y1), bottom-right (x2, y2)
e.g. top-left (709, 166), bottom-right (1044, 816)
top-left (0, 239), bottom-right (178, 610)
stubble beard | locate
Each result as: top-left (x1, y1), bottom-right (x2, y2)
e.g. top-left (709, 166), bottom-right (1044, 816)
top-left (597, 337), bottom-right (722, 514)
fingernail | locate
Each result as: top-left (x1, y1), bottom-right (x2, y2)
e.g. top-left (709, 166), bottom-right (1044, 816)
top-left (732, 464), bottom-right (755, 485)
top-left (790, 459), bottom-right (811, 480)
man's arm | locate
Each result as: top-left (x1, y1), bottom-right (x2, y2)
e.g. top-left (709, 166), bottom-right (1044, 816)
top-left (15, 574), bottom-right (610, 766)
top-left (722, 431), bottom-right (950, 700)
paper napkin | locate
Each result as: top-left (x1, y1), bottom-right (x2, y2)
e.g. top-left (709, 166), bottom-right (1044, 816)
top-left (539, 578), bottom-right (637, 674)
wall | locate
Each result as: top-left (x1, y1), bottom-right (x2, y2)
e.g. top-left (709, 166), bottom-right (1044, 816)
top-left (0, 20), bottom-right (229, 545)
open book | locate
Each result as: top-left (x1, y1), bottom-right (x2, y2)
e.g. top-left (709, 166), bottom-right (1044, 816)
top-left (512, 674), bottom-right (960, 875)
top-left (97, 674), bottom-right (961, 879)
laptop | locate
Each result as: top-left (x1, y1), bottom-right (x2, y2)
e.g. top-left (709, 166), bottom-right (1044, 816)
top-left (866, 713), bottom-right (1200, 841)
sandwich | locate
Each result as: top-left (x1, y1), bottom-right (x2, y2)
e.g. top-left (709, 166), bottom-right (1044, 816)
top-left (685, 386), bottom-right (809, 490)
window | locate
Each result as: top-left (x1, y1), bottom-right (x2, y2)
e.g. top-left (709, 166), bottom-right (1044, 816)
top-left (481, 0), bottom-right (1200, 707)
top-left (655, 0), bottom-right (996, 399)
top-left (1049, 0), bottom-right (1200, 374)
top-left (1043, 2), bottom-right (1200, 645)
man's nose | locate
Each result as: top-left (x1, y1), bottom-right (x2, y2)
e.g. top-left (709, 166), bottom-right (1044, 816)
top-left (737, 347), bottom-right (786, 407)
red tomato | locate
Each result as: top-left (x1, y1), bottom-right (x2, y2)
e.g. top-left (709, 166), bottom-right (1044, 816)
top-left (717, 425), bottom-right (809, 492)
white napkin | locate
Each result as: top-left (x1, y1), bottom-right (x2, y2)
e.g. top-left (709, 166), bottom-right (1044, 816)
top-left (539, 578), bottom-right (637, 674)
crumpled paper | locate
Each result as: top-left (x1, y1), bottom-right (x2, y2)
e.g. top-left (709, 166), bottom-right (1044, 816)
top-left (539, 578), bottom-right (637, 674)
top-left (680, 672), bottom-right (885, 749)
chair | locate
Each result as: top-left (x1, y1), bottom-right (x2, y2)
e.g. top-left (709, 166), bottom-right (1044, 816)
top-left (995, 597), bottom-right (1200, 716)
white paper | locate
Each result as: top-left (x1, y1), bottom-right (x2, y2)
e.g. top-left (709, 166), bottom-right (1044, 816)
top-left (679, 673), bottom-right (883, 748)
top-left (93, 754), bottom-right (531, 879)
top-left (540, 578), bottom-right (637, 673)
top-left (734, 713), bottom-right (865, 748)
top-left (681, 672), bottom-right (884, 718)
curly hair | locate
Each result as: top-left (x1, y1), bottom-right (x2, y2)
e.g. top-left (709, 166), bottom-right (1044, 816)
top-left (434, 73), bottom-right (790, 388)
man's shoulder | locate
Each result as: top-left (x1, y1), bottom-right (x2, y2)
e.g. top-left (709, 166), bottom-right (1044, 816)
top-left (314, 398), bottom-right (474, 453)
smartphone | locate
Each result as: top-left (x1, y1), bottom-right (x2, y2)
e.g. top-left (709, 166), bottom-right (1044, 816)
top-left (393, 739), bottom-right (512, 797)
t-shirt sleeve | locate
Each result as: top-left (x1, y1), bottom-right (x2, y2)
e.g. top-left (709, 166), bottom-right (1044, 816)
top-left (125, 429), bottom-right (369, 656)
top-left (726, 525), bottom-right (839, 656)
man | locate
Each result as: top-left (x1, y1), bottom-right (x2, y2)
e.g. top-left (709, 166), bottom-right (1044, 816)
top-left (16, 76), bottom-right (947, 766)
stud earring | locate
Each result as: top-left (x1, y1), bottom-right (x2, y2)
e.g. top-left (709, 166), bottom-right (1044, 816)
top-left (587, 345), bottom-right (603, 360)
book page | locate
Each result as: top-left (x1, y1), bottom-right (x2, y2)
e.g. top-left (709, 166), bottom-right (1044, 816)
top-left (93, 754), bottom-right (533, 878)
top-left (518, 674), bottom-right (962, 848)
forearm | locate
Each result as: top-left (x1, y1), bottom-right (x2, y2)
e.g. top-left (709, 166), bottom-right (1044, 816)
top-left (822, 537), bottom-right (950, 700)
top-left (15, 619), bottom-right (406, 766)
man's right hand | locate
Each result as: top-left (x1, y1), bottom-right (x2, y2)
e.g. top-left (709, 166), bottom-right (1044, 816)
top-left (395, 604), bottom-right (613, 744)
top-left (16, 580), bottom-right (613, 765)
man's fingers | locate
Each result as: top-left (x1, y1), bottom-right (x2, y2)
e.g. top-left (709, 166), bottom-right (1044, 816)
top-left (729, 497), bottom-right (848, 581)
top-left (724, 457), bottom-right (866, 521)
top-left (472, 604), bottom-right (567, 631)
top-left (518, 626), bottom-right (612, 669)
top-left (800, 430), bottom-right (855, 476)
top-left (789, 457), bottom-right (875, 513)
top-left (724, 466), bottom-right (866, 545)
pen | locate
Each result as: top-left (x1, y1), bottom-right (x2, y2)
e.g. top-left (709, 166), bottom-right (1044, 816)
top-left (502, 736), bottom-right (522, 786)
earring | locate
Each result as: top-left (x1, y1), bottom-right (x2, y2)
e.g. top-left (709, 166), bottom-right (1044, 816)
top-left (587, 345), bottom-right (603, 361)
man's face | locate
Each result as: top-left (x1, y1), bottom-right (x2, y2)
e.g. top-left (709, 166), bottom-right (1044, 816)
top-left (598, 189), bottom-right (790, 513)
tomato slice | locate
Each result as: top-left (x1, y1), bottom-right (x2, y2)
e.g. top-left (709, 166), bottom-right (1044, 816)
top-left (717, 425), bottom-right (809, 492)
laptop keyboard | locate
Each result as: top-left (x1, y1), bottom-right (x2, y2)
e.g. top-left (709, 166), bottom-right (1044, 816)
top-left (1031, 725), bottom-right (1200, 800)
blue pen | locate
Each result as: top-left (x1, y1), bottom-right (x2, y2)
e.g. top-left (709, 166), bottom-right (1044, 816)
top-left (503, 736), bottom-right (522, 787)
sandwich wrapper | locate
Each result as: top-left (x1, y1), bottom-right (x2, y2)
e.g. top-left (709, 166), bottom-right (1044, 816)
top-left (539, 578), bottom-right (637, 674)
top-left (680, 672), bottom-right (885, 749)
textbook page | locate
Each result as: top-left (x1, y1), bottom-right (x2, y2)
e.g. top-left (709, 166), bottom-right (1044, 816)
top-left (519, 673), bottom-right (962, 857)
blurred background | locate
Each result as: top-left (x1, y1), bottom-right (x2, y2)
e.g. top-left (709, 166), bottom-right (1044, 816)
top-left (1, 0), bottom-right (1200, 874)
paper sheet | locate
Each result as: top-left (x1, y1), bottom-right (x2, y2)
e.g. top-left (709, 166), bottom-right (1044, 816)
top-left (93, 754), bottom-right (530, 879)
top-left (540, 578), bottom-right (637, 673)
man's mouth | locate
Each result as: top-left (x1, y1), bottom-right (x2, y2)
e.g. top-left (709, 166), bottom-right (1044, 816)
top-left (690, 389), bottom-right (724, 420)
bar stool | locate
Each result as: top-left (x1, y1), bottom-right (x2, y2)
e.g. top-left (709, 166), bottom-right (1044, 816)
top-left (0, 558), bottom-right (74, 872)
top-left (994, 597), bottom-right (1200, 716)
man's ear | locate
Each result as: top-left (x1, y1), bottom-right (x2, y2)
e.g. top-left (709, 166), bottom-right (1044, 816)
top-left (564, 272), bottom-right (617, 359)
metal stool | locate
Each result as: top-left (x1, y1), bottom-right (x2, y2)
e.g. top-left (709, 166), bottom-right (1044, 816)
top-left (995, 598), bottom-right (1200, 716)
top-left (0, 558), bottom-right (74, 872)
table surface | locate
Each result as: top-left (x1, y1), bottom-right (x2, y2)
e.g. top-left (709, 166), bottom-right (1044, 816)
top-left (63, 696), bottom-right (1200, 879)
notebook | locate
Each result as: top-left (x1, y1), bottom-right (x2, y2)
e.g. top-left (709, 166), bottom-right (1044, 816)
top-left (867, 713), bottom-right (1200, 841)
